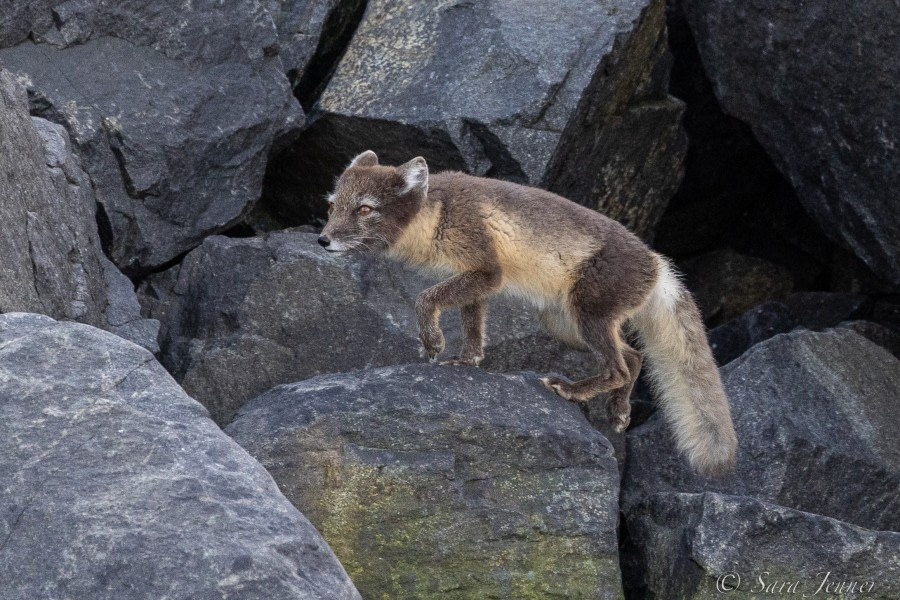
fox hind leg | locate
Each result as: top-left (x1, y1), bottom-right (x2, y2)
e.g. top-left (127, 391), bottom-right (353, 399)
top-left (605, 343), bottom-right (642, 432)
top-left (540, 321), bottom-right (640, 432)
top-left (540, 317), bottom-right (630, 402)
top-left (541, 240), bottom-right (655, 430)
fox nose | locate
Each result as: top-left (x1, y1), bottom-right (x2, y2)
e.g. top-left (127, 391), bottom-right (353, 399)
top-left (318, 235), bottom-right (331, 248)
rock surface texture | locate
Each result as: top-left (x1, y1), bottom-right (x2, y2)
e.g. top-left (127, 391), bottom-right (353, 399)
top-left (0, 313), bottom-right (360, 600)
top-left (0, 2), bottom-right (303, 273)
top-left (1, 0), bottom-right (897, 594)
top-left (268, 0), bottom-right (369, 106)
top-left (140, 232), bottom-right (594, 425)
top-left (624, 329), bottom-right (900, 532)
top-left (262, 0), bottom-right (686, 238)
top-left (680, 0), bottom-right (900, 284)
top-left (0, 69), bottom-right (158, 351)
top-left (227, 364), bottom-right (623, 600)
top-left (707, 292), bottom-right (869, 365)
top-left (627, 492), bottom-right (900, 600)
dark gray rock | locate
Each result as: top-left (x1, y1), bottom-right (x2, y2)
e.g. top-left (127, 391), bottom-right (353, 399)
top-left (655, 0), bottom-right (842, 295)
top-left (707, 301), bottom-right (795, 366)
top-left (626, 492), bottom-right (900, 600)
top-left (781, 292), bottom-right (869, 331)
top-left (830, 248), bottom-right (900, 295)
top-left (140, 232), bottom-right (595, 425)
top-left (624, 329), bottom-right (900, 532)
top-left (0, 69), bottom-right (158, 351)
top-left (268, 0), bottom-right (340, 81)
top-left (226, 364), bottom-right (622, 599)
top-left (837, 320), bottom-right (900, 359)
top-left (0, 313), bottom-right (360, 600)
top-left (99, 254), bottom-right (160, 353)
top-left (261, 0), bottom-right (685, 239)
top-left (0, 2), bottom-right (302, 273)
top-left (708, 292), bottom-right (869, 365)
top-left (679, 248), bottom-right (794, 326)
top-left (268, 0), bottom-right (368, 107)
top-left (873, 296), bottom-right (900, 328)
top-left (680, 0), bottom-right (900, 284)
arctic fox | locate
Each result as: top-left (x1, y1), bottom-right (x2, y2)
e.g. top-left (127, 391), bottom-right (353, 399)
top-left (318, 151), bottom-right (737, 476)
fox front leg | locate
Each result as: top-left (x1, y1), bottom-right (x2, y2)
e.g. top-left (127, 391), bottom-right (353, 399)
top-left (440, 300), bottom-right (486, 366)
top-left (414, 271), bottom-right (501, 362)
top-left (415, 293), bottom-right (446, 360)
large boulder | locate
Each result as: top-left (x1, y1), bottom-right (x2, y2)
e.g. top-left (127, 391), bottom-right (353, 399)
top-left (655, 0), bottom-right (840, 294)
top-left (707, 292), bottom-right (869, 365)
top-left (261, 0), bottom-right (686, 239)
top-left (0, 69), bottom-right (157, 351)
top-left (139, 232), bottom-right (595, 425)
top-left (623, 329), bottom-right (900, 532)
top-left (0, 2), bottom-right (303, 273)
top-left (0, 313), bottom-right (360, 599)
top-left (680, 0), bottom-right (900, 284)
top-left (227, 364), bottom-right (623, 599)
top-left (626, 492), bottom-right (900, 600)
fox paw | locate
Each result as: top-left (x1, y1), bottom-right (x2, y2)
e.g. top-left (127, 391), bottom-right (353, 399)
top-left (540, 376), bottom-right (575, 401)
top-left (439, 354), bottom-right (483, 367)
top-left (607, 396), bottom-right (632, 433)
top-left (419, 326), bottom-right (445, 361)
top-left (608, 410), bottom-right (631, 433)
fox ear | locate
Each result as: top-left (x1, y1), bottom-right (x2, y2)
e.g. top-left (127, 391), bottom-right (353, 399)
top-left (399, 156), bottom-right (428, 194)
top-left (349, 150), bottom-right (379, 168)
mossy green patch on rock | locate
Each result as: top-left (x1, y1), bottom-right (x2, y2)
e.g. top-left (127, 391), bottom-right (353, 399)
top-left (228, 365), bottom-right (625, 599)
top-left (307, 461), bottom-right (622, 599)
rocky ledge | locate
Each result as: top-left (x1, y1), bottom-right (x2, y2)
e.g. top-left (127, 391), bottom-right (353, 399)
top-left (0, 313), bottom-right (360, 600)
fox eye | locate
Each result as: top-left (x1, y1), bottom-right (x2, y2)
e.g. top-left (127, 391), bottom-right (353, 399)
top-left (357, 205), bottom-right (373, 216)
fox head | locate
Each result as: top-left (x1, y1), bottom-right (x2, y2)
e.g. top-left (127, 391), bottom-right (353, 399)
top-left (318, 150), bottom-right (428, 254)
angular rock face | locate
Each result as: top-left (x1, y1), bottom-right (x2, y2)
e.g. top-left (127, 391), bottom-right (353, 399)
top-left (627, 493), bottom-right (900, 600)
top-left (269, 0), bottom-right (344, 83)
top-left (262, 0), bottom-right (686, 239)
top-left (140, 232), bottom-right (595, 425)
top-left (655, 0), bottom-right (841, 295)
top-left (680, 0), bottom-right (900, 284)
top-left (707, 292), bottom-right (869, 365)
top-left (0, 313), bottom-right (360, 599)
top-left (838, 320), bottom-right (900, 359)
top-left (623, 329), bottom-right (900, 532)
top-left (0, 2), bottom-right (303, 273)
top-left (268, 0), bottom-right (369, 107)
top-left (0, 69), bottom-right (158, 351)
top-left (99, 254), bottom-right (160, 353)
top-left (227, 364), bottom-right (623, 600)
top-left (706, 301), bottom-right (795, 366)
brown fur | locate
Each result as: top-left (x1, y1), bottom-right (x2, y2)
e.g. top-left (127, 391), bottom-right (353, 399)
top-left (320, 151), bottom-right (738, 476)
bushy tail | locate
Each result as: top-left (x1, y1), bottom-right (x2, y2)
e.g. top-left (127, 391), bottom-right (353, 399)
top-left (631, 257), bottom-right (737, 477)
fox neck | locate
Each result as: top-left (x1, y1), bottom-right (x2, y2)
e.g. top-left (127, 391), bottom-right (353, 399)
top-left (385, 194), bottom-right (441, 268)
